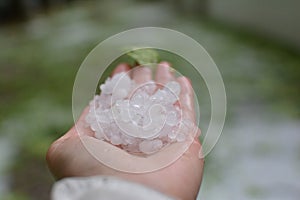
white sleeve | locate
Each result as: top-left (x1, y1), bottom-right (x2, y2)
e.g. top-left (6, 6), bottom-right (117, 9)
top-left (51, 176), bottom-right (175, 200)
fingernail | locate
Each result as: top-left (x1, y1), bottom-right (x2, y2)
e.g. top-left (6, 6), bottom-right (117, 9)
top-left (117, 63), bottom-right (130, 71)
top-left (158, 63), bottom-right (170, 72)
top-left (159, 61), bottom-right (171, 67)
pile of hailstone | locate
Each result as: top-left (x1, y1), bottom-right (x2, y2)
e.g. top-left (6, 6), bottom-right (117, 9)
top-left (85, 72), bottom-right (194, 155)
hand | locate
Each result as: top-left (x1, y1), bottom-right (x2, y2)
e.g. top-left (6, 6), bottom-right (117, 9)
top-left (46, 62), bottom-right (204, 200)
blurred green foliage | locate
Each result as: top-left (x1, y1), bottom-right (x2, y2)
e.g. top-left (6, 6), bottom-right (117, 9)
top-left (0, 0), bottom-right (299, 199)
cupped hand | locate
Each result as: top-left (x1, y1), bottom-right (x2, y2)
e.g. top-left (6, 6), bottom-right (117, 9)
top-left (46, 62), bottom-right (204, 200)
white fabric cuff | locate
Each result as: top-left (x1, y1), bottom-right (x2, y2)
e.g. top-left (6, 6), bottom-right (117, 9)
top-left (51, 176), bottom-right (175, 200)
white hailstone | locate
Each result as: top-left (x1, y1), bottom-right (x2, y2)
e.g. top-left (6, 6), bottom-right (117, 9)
top-left (131, 93), bottom-right (144, 107)
top-left (142, 113), bottom-right (151, 127)
top-left (150, 89), bottom-right (166, 103)
top-left (100, 72), bottom-right (131, 96)
top-left (85, 112), bottom-right (95, 124)
top-left (96, 109), bottom-right (112, 123)
top-left (98, 94), bottom-right (113, 108)
top-left (163, 81), bottom-right (181, 104)
top-left (100, 78), bottom-right (114, 94)
top-left (139, 139), bottom-right (163, 154)
top-left (95, 130), bottom-right (105, 140)
top-left (112, 89), bottom-right (128, 100)
top-left (178, 119), bottom-right (195, 134)
top-left (85, 72), bottom-right (195, 155)
top-left (159, 124), bottom-right (173, 138)
top-left (183, 119), bottom-right (195, 130)
top-left (102, 127), bottom-right (112, 139)
top-left (167, 93), bottom-right (178, 104)
top-left (176, 133), bottom-right (186, 142)
top-left (111, 135), bottom-right (122, 145)
top-left (112, 100), bottom-right (131, 123)
top-left (165, 110), bottom-right (179, 126)
top-left (121, 134), bottom-right (135, 145)
top-left (131, 90), bottom-right (149, 107)
top-left (149, 104), bottom-right (166, 119)
top-left (115, 73), bottom-right (131, 90)
top-left (168, 130), bottom-right (177, 140)
top-left (90, 122), bottom-right (100, 132)
top-left (112, 73), bottom-right (131, 99)
top-left (120, 109), bottom-right (131, 123)
top-left (165, 81), bottom-right (181, 96)
top-left (143, 80), bottom-right (156, 95)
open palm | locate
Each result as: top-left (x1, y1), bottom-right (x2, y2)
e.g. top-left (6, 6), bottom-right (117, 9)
top-left (46, 62), bottom-right (204, 200)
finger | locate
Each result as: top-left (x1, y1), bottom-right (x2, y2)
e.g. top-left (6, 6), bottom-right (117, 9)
top-left (177, 76), bottom-right (202, 155)
top-left (177, 76), bottom-right (195, 122)
top-left (111, 63), bottom-right (131, 77)
top-left (132, 66), bottom-right (152, 84)
top-left (155, 62), bottom-right (174, 86)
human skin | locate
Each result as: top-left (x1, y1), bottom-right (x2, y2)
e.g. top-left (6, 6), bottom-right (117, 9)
top-left (46, 62), bottom-right (204, 200)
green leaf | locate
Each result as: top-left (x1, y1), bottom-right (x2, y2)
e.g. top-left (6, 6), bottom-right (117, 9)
top-left (126, 48), bottom-right (159, 65)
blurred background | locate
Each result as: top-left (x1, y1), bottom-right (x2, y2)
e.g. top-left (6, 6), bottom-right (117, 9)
top-left (0, 0), bottom-right (299, 199)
